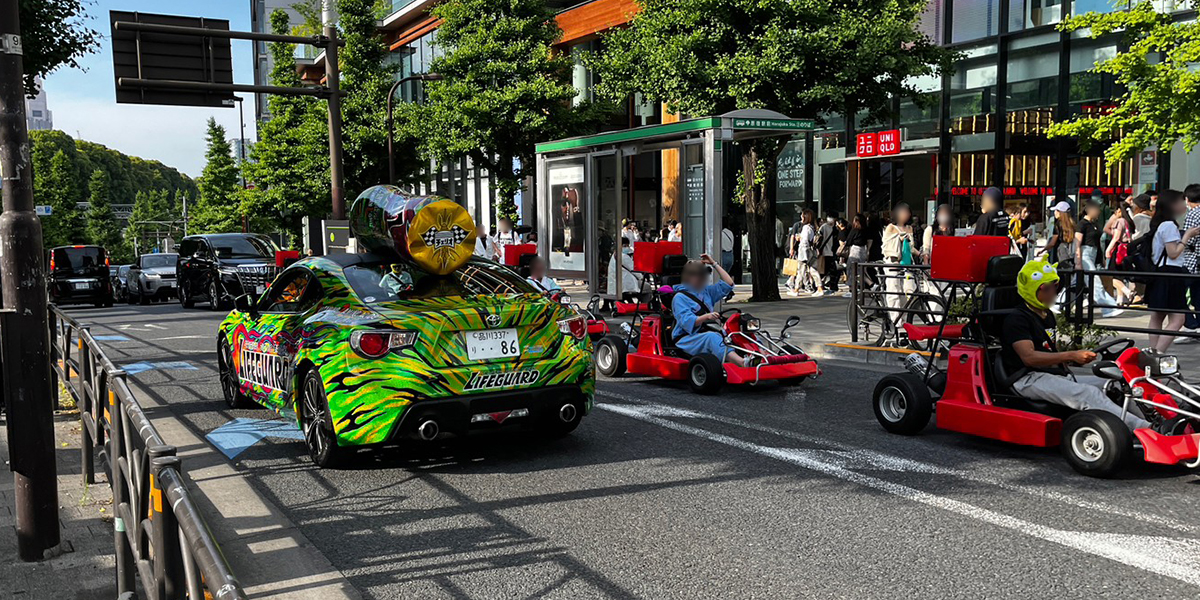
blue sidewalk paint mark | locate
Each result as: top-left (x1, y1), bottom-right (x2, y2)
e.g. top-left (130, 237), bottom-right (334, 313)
top-left (206, 418), bottom-right (305, 460)
top-left (120, 361), bottom-right (199, 375)
top-left (93, 335), bottom-right (131, 342)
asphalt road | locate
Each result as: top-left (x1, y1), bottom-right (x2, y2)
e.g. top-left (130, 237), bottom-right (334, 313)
top-left (62, 301), bottom-right (1200, 599)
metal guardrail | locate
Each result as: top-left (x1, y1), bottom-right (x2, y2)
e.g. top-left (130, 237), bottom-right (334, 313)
top-left (49, 305), bottom-right (246, 600)
top-left (1058, 266), bottom-right (1200, 344)
top-left (847, 261), bottom-right (959, 347)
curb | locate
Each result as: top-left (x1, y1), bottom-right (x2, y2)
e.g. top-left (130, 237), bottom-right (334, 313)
top-left (810, 342), bottom-right (928, 367)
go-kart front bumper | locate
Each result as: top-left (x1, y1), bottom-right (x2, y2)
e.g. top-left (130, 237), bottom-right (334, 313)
top-left (1134, 429), bottom-right (1200, 466)
top-left (724, 360), bottom-right (819, 384)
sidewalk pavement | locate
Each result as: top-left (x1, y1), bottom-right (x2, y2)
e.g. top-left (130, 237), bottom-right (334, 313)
top-left (0, 411), bottom-right (117, 599)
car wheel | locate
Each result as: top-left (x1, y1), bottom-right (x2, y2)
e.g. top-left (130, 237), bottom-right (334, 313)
top-left (300, 369), bottom-right (346, 469)
top-left (872, 373), bottom-right (933, 435)
top-left (594, 335), bottom-right (627, 377)
top-left (217, 340), bottom-right (252, 409)
top-left (687, 354), bottom-right (725, 395)
top-left (208, 279), bottom-right (225, 311)
top-left (1061, 411), bottom-right (1131, 478)
top-left (137, 283), bottom-right (149, 305)
top-left (180, 282), bottom-right (195, 308)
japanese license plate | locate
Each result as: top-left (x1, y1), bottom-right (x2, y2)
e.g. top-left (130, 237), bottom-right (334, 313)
top-left (72, 282), bottom-right (91, 290)
top-left (465, 328), bottom-right (520, 361)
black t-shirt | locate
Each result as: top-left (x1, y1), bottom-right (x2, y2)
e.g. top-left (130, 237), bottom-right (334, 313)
top-left (1000, 305), bottom-right (1066, 376)
top-left (1078, 218), bottom-right (1103, 254)
top-left (973, 210), bottom-right (1011, 237)
top-left (844, 228), bottom-right (867, 248)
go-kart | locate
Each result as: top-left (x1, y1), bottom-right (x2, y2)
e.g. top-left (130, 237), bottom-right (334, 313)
top-left (872, 242), bottom-right (1200, 478)
top-left (594, 286), bottom-right (819, 394)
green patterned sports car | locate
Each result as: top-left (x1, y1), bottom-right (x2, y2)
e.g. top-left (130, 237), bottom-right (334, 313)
top-left (216, 253), bottom-right (595, 467)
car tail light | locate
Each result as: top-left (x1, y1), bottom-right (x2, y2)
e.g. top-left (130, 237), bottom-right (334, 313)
top-left (105, 256), bottom-right (111, 267)
top-left (557, 316), bottom-right (587, 340)
top-left (350, 330), bottom-right (418, 359)
top-left (49, 256), bottom-right (55, 271)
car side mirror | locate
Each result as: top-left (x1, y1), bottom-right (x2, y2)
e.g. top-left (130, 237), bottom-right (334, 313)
top-left (234, 294), bottom-right (257, 317)
top-left (1092, 360), bottom-right (1124, 381)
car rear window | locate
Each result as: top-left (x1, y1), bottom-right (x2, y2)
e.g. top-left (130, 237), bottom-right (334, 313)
top-left (53, 247), bottom-right (105, 272)
top-left (344, 259), bottom-right (537, 303)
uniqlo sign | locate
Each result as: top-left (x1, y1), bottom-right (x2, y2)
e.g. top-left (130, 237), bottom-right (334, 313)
top-left (877, 129), bottom-right (901, 155)
top-left (856, 133), bottom-right (877, 157)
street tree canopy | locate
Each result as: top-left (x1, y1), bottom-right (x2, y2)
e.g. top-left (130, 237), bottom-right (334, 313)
top-left (401, 0), bottom-right (603, 223)
top-left (588, 0), bottom-right (954, 301)
top-left (338, 0), bottom-right (402, 195)
top-left (1049, 1), bottom-right (1200, 166)
top-left (17, 0), bottom-right (100, 96)
top-left (192, 118), bottom-right (242, 233)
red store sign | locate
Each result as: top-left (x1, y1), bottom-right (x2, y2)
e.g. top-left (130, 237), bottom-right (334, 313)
top-left (856, 130), bottom-right (902, 157)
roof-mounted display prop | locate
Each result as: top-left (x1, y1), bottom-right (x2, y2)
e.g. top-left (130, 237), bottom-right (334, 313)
top-left (349, 185), bottom-right (477, 275)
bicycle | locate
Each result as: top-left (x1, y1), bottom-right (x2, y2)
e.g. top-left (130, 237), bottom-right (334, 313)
top-left (847, 263), bottom-right (947, 350)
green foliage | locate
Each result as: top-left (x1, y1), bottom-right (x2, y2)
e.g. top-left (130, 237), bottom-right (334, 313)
top-left (1049, 1), bottom-right (1200, 165)
top-left (400, 0), bottom-right (604, 224)
top-left (587, 0), bottom-right (954, 300)
top-left (85, 170), bottom-right (122, 259)
top-left (192, 118), bottom-right (243, 233)
top-left (242, 9), bottom-right (332, 246)
top-left (38, 149), bottom-right (85, 248)
top-left (337, 0), bottom-right (400, 194)
top-left (1055, 313), bottom-right (1108, 351)
top-left (124, 189), bottom-right (179, 256)
top-left (17, 0), bottom-right (100, 96)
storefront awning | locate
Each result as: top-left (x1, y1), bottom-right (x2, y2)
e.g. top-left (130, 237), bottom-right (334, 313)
top-left (535, 109), bottom-right (814, 155)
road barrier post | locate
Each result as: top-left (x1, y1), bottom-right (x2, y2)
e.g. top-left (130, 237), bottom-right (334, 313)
top-left (150, 447), bottom-right (185, 600)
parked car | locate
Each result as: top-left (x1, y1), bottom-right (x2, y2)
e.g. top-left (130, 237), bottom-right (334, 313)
top-left (127, 253), bottom-right (178, 305)
top-left (48, 245), bottom-right (113, 307)
top-left (113, 265), bottom-right (131, 303)
top-left (177, 233), bottom-right (280, 310)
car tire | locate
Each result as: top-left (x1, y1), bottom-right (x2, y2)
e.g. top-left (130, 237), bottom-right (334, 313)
top-left (218, 340), bottom-right (252, 410)
top-left (180, 282), bottom-right (195, 308)
top-left (1061, 411), bottom-right (1131, 478)
top-left (594, 335), bottom-right (628, 378)
top-left (872, 373), bottom-right (933, 435)
top-left (300, 369), bottom-right (346, 469)
top-left (208, 279), bottom-right (225, 311)
top-left (137, 284), bottom-right (149, 305)
top-left (687, 354), bottom-right (725, 395)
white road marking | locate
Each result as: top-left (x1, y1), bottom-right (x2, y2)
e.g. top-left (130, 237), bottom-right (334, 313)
top-left (145, 323), bottom-right (167, 330)
top-left (599, 390), bottom-right (1200, 535)
top-left (599, 401), bottom-right (1200, 588)
top-left (155, 334), bottom-right (208, 341)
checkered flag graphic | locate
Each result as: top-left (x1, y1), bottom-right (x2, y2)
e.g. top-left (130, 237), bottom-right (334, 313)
top-left (422, 225), bottom-right (470, 248)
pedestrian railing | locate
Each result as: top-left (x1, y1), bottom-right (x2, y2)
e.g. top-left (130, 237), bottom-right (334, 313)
top-left (1058, 267), bottom-right (1200, 345)
top-left (847, 262), bottom-right (962, 348)
top-left (49, 305), bottom-right (246, 600)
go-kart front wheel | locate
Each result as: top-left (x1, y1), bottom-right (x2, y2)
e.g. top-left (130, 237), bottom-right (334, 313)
top-left (595, 335), bottom-right (628, 377)
top-left (1061, 411), bottom-right (1131, 478)
top-left (872, 373), bottom-right (933, 435)
top-left (687, 354), bottom-right (725, 395)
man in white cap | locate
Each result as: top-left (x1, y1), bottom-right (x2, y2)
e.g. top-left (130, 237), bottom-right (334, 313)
top-left (973, 186), bottom-right (1010, 237)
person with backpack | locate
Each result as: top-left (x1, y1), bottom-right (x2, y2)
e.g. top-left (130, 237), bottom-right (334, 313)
top-left (1105, 199), bottom-right (1136, 305)
top-left (1180, 185), bottom-right (1200, 340)
top-left (1146, 189), bottom-right (1200, 352)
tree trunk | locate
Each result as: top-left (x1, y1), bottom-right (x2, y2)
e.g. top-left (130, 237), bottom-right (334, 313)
top-left (742, 138), bottom-right (786, 302)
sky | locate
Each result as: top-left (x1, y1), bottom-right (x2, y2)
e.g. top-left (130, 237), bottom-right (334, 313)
top-left (40, 0), bottom-right (260, 177)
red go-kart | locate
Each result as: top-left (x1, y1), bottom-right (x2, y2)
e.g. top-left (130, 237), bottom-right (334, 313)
top-left (872, 239), bottom-right (1200, 478)
top-left (593, 288), bottom-right (820, 394)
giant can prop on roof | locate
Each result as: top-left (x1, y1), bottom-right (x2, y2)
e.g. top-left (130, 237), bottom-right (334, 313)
top-left (349, 185), bottom-right (477, 275)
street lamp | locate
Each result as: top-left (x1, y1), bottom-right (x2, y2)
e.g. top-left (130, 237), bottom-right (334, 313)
top-left (387, 73), bottom-right (443, 184)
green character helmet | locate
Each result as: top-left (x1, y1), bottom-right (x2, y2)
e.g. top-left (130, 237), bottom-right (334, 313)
top-left (1017, 257), bottom-right (1059, 310)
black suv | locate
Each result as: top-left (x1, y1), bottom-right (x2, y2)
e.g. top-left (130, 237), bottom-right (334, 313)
top-left (177, 234), bottom-right (280, 310)
top-left (48, 245), bottom-right (113, 307)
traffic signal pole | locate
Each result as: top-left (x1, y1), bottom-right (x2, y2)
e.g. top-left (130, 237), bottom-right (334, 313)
top-left (0, 0), bottom-right (62, 562)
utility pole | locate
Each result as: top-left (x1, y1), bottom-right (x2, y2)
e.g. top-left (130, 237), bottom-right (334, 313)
top-left (323, 1), bottom-right (345, 219)
top-left (0, 0), bottom-right (61, 562)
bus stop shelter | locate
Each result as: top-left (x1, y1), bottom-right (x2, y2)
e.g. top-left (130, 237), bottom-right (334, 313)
top-left (534, 109), bottom-right (813, 299)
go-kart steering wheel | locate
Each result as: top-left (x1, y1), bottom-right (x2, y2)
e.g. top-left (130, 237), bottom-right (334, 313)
top-left (1092, 338), bottom-right (1134, 361)
top-left (719, 308), bottom-right (742, 318)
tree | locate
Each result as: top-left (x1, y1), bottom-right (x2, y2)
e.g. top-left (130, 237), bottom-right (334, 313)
top-left (17, 0), bottom-right (100, 96)
top-left (37, 149), bottom-right (85, 247)
top-left (1048, 2), bottom-right (1200, 166)
top-left (124, 189), bottom-right (175, 256)
top-left (402, 0), bottom-right (600, 223)
top-left (192, 118), bottom-right (242, 233)
top-left (241, 9), bottom-right (331, 246)
top-left (337, 0), bottom-right (401, 194)
top-left (589, 0), bottom-right (954, 301)
top-left (85, 169), bottom-right (122, 256)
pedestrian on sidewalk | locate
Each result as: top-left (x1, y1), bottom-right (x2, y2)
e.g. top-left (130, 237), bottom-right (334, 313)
top-left (882, 203), bottom-right (916, 318)
top-left (973, 187), bottom-right (1010, 237)
top-left (921, 204), bottom-right (956, 264)
top-left (844, 214), bottom-right (871, 293)
top-left (1044, 201), bottom-right (1076, 266)
top-left (1146, 189), bottom-right (1200, 352)
top-left (1075, 200), bottom-right (1123, 318)
top-left (1105, 199), bottom-right (1136, 306)
top-left (789, 209), bottom-right (825, 296)
top-left (817, 212), bottom-right (839, 293)
top-left (1179, 184), bottom-right (1200, 342)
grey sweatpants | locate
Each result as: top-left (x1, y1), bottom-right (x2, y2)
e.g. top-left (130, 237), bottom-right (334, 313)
top-left (1011, 372), bottom-right (1152, 431)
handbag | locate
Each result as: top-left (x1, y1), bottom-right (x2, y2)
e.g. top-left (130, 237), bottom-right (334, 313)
top-left (782, 257), bottom-right (799, 276)
top-left (900, 238), bottom-right (913, 266)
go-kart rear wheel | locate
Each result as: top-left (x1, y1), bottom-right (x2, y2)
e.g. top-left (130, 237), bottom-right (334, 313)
top-left (594, 335), bottom-right (627, 377)
top-left (1061, 411), bottom-right (1131, 478)
top-left (687, 354), bottom-right (725, 395)
top-left (872, 373), bottom-right (933, 435)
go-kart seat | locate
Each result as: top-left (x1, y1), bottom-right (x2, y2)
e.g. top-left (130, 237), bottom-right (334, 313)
top-left (660, 255), bottom-right (688, 287)
top-left (517, 253), bottom-right (537, 278)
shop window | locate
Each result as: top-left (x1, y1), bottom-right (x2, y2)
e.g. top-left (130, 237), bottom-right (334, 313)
top-left (951, 0), bottom-right (1001, 43)
top-left (900, 91), bottom-right (941, 141)
top-left (918, 0), bottom-right (944, 44)
top-left (1008, 0), bottom-right (1062, 31)
top-left (1068, 41), bottom-right (1118, 118)
top-left (1073, 0), bottom-right (1129, 15)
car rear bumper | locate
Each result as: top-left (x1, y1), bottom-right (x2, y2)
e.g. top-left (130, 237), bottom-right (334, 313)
top-left (371, 384), bottom-right (592, 445)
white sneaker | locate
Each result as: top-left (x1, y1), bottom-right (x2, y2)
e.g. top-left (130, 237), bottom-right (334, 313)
top-left (842, 292), bottom-right (853, 299)
top-left (787, 290), bottom-right (799, 297)
top-left (1175, 335), bottom-right (1194, 345)
top-left (1099, 308), bottom-right (1124, 318)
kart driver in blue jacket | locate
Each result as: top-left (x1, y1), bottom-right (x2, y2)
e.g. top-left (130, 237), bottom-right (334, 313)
top-left (672, 253), bottom-right (751, 367)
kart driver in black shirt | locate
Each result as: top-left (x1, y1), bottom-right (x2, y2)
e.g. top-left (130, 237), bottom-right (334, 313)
top-left (1001, 257), bottom-right (1153, 431)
